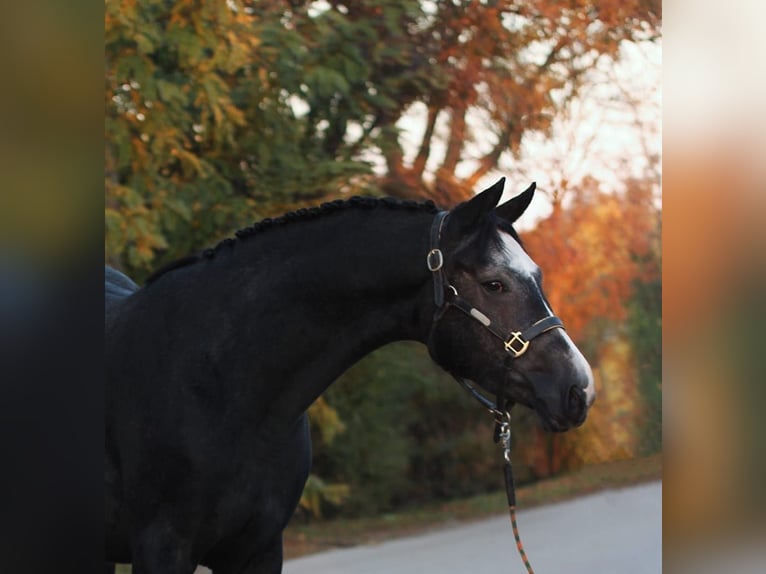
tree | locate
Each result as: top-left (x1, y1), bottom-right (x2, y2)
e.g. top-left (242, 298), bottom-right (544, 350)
top-left (106, 0), bottom-right (259, 274)
top-left (106, 1), bottom-right (660, 279)
top-left (361, 0), bottom-right (662, 204)
top-left (105, 1), bottom-right (372, 279)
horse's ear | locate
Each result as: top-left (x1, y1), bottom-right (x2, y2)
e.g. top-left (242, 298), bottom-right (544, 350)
top-left (494, 182), bottom-right (536, 224)
top-left (448, 178), bottom-right (506, 234)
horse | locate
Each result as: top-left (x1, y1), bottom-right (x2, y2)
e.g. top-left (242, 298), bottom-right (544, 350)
top-left (105, 178), bottom-right (595, 574)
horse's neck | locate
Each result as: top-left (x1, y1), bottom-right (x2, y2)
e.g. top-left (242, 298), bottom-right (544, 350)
top-left (175, 208), bottom-right (435, 424)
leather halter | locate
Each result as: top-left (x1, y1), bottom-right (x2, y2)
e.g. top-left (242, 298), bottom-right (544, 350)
top-left (426, 210), bottom-right (565, 415)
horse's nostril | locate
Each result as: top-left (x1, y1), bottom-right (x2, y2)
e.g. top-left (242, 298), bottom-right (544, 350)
top-left (568, 385), bottom-right (586, 414)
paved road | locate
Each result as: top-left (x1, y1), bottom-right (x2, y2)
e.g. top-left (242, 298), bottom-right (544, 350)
top-left (283, 481), bottom-right (662, 574)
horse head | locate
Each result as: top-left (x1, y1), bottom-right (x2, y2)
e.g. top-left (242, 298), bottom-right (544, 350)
top-left (427, 178), bottom-right (595, 432)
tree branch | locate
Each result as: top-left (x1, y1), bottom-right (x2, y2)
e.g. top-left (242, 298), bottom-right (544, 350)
top-left (442, 105), bottom-right (466, 174)
top-left (412, 105), bottom-right (440, 178)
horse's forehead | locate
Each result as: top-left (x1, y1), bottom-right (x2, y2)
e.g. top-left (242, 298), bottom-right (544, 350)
top-left (492, 230), bottom-right (539, 277)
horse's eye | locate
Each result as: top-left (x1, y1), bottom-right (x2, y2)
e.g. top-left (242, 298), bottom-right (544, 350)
top-left (482, 281), bottom-right (505, 294)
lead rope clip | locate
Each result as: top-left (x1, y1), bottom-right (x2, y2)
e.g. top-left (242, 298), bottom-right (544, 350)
top-left (495, 412), bottom-right (512, 465)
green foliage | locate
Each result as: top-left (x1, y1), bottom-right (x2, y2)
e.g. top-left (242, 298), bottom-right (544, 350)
top-left (309, 343), bottom-right (500, 517)
top-left (627, 240), bottom-right (662, 455)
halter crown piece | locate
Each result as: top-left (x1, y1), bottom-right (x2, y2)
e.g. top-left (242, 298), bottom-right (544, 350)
top-left (426, 210), bottom-right (566, 574)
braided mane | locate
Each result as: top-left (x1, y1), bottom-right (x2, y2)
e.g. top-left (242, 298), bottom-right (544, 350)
top-left (145, 196), bottom-right (439, 284)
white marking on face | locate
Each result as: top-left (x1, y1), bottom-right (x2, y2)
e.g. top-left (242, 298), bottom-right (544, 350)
top-left (495, 231), bottom-right (595, 405)
top-left (495, 231), bottom-right (553, 316)
top-left (495, 231), bottom-right (538, 278)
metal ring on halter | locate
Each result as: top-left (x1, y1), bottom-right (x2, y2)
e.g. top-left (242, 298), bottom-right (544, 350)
top-left (426, 248), bottom-right (443, 272)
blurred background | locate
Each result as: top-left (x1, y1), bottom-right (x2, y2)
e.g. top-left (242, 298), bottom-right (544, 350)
top-left (663, 1), bottom-right (766, 571)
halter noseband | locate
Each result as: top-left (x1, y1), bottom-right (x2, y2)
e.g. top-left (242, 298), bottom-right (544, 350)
top-left (426, 210), bottom-right (565, 415)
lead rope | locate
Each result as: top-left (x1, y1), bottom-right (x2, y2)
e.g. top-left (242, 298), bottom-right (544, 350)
top-left (495, 411), bottom-right (536, 574)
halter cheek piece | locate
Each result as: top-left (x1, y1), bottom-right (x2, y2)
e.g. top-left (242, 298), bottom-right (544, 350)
top-left (426, 210), bottom-right (565, 416)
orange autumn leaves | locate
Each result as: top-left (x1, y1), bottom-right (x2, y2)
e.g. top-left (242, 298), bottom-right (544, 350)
top-left (517, 178), bottom-right (660, 474)
top-left (523, 178), bottom-right (659, 343)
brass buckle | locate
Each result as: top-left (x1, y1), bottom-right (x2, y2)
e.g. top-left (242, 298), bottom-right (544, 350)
top-left (504, 332), bottom-right (529, 358)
